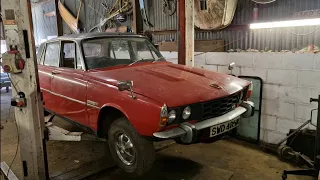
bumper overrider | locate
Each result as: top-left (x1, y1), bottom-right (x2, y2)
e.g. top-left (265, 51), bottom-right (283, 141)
top-left (153, 101), bottom-right (255, 144)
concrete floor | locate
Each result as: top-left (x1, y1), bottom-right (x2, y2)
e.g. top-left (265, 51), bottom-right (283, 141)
top-left (0, 89), bottom-right (316, 180)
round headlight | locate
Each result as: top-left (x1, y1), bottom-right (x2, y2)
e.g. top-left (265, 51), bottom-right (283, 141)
top-left (167, 110), bottom-right (176, 124)
top-left (182, 106), bottom-right (191, 120)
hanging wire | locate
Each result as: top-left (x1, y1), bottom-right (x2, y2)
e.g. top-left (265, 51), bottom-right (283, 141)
top-left (6, 120), bottom-right (20, 177)
top-left (285, 25), bottom-right (320, 36)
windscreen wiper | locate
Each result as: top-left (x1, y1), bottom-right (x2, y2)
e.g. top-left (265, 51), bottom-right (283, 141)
top-left (128, 58), bottom-right (148, 66)
top-left (152, 57), bottom-right (165, 63)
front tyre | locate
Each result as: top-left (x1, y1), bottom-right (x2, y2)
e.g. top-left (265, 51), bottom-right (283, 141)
top-left (108, 117), bottom-right (155, 176)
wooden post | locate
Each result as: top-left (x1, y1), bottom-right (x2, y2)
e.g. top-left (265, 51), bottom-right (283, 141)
top-left (1, 0), bottom-right (48, 179)
top-left (54, 0), bottom-right (63, 36)
top-left (132, 0), bottom-right (143, 34)
top-left (315, 95), bottom-right (320, 169)
top-left (178, 0), bottom-right (194, 66)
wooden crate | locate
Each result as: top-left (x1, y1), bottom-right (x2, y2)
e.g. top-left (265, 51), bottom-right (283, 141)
top-left (158, 40), bottom-right (225, 52)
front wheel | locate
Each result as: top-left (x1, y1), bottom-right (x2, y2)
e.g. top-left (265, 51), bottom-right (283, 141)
top-left (108, 117), bottom-right (155, 176)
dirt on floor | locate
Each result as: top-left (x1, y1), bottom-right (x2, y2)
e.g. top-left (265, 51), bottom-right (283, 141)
top-left (0, 89), bottom-right (316, 180)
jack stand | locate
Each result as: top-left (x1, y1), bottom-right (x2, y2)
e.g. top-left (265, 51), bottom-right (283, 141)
top-left (282, 95), bottom-right (320, 180)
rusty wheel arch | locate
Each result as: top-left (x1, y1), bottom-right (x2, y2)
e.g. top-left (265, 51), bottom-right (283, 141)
top-left (97, 106), bottom-right (127, 138)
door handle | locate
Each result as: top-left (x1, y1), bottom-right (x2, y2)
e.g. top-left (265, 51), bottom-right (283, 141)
top-left (51, 71), bottom-right (60, 75)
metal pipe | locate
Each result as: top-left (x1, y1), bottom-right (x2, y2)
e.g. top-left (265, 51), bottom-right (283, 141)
top-left (277, 119), bottom-right (311, 146)
top-left (313, 95), bottom-right (320, 169)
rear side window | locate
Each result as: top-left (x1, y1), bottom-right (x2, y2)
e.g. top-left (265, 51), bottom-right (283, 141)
top-left (61, 42), bottom-right (76, 68)
top-left (44, 43), bottom-right (59, 67)
top-left (61, 41), bottom-right (83, 70)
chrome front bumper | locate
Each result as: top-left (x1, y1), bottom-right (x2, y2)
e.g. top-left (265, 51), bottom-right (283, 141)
top-left (153, 101), bottom-right (254, 143)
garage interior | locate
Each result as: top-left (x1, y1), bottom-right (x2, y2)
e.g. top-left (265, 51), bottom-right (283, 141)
top-left (0, 0), bottom-right (320, 180)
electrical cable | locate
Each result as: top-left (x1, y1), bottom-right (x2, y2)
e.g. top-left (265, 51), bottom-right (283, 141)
top-left (6, 118), bottom-right (19, 177)
top-left (192, 25), bottom-right (320, 62)
top-left (3, 97), bottom-right (19, 177)
top-left (195, 32), bottom-right (253, 58)
top-left (2, 74), bottom-right (20, 177)
top-left (6, 73), bottom-right (19, 93)
top-left (285, 26), bottom-right (320, 36)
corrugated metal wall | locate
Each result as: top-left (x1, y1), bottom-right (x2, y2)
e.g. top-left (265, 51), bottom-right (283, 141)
top-left (147, 0), bottom-right (320, 51)
top-left (31, 1), bottom-right (57, 46)
top-left (31, 0), bottom-right (320, 50)
top-left (60, 0), bottom-right (132, 33)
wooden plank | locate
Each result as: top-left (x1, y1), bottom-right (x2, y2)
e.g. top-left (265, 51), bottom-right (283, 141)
top-left (159, 40), bottom-right (225, 52)
top-left (178, 0), bottom-right (186, 65)
top-left (132, 0), bottom-right (143, 34)
top-left (54, 0), bottom-right (63, 36)
top-left (1, 162), bottom-right (19, 180)
top-left (49, 157), bottom-right (115, 180)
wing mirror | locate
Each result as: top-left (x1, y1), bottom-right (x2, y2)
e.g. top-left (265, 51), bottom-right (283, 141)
top-left (228, 62), bottom-right (235, 70)
top-left (117, 80), bottom-right (136, 99)
top-left (118, 80), bottom-right (133, 91)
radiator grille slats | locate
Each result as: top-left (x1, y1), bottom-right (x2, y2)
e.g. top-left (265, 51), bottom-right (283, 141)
top-left (202, 93), bottom-right (240, 120)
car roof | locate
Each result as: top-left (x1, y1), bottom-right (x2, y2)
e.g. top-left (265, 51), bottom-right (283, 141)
top-left (46, 32), bottom-right (145, 43)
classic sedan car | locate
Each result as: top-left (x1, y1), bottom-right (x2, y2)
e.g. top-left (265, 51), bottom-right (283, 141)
top-left (37, 32), bottom-right (254, 176)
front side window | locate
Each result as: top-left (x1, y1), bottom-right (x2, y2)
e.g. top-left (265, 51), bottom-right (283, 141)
top-left (44, 42), bottom-right (59, 67)
top-left (82, 37), bottom-right (164, 70)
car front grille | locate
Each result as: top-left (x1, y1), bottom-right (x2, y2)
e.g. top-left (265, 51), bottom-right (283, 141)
top-left (202, 92), bottom-right (241, 120)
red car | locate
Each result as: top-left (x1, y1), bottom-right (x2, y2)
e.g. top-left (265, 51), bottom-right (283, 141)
top-left (37, 32), bottom-right (254, 175)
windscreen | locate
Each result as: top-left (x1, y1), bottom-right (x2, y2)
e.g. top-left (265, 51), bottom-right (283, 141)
top-left (82, 37), bottom-right (164, 69)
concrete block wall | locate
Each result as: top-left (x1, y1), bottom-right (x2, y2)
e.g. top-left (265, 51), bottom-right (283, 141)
top-left (161, 51), bottom-right (320, 144)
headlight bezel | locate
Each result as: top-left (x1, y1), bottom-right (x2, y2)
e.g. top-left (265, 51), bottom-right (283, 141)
top-left (182, 106), bottom-right (192, 120)
top-left (160, 105), bottom-right (198, 126)
top-left (167, 110), bottom-right (177, 124)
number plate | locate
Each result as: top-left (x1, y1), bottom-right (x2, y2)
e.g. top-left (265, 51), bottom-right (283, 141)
top-left (210, 117), bottom-right (240, 137)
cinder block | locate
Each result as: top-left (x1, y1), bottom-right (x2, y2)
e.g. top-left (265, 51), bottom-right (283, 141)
top-left (308, 124), bottom-right (316, 130)
top-left (278, 102), bottom-right (295, 120)
top-left (167, 59), bottom-right (178, 64)
top-left (263, 99), bottom-right (278, 115)
top-left (160, 51), bottom-right (171, 59)
top-left (263, 130), bottom-right (286, 144)
top-left (311, 88), bottom-right (320, 98)
top-left (260, 129), bottom-right (265, 141)
top-left (263, 100), bottom-right (295, 119)
top-left (254, 53), bottom-right (282, 69)
top-left (314, 54), bottom-right (320, 70)
top-left (161, 51), bottom-right (178, 60)
top-left (240, 67), bottom-right (267, 82)
top-left (282, 53), bottom-right (314, 70)
top-left (227, 53), bottom-right (254, 67)
top-left (194, 52), bottom-right (206, 66)
top-left (296, 104), bottom-right (318, 123)
top-left (206, 52), bottom-right (229, 65)
top-left (298, 71), bottom-right (320, 88)
top-left (198, 65), bottom-right (218, 72)
top-left (276, 118), bottom-right (303, 134)
top-left (279, 86), bottom-right (313, 104)
top-left (267, 69), bottom-right (298, 86)
top-left (217, 65), bottom-right (240, 76)
top-left (261, 115), bottom-right (277, 131)
top-left (263, 84), bottom-right (280, 100)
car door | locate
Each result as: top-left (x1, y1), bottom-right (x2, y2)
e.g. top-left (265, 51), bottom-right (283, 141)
top-left (38, 41), bottom-right (60, 113)
top-left (50, 41), bottom-right (88, 126)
